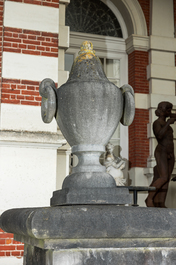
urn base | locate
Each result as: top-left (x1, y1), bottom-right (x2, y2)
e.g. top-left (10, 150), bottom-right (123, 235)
top-left (50, 187), bottom-right (132, 206)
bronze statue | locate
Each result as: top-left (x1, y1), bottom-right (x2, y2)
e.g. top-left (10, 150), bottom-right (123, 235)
top-left (145, 101), bottom-right (176, 207)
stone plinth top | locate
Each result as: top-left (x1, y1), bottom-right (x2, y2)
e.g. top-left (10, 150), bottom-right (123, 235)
top-left (1, 205), bottom-right (176, 239)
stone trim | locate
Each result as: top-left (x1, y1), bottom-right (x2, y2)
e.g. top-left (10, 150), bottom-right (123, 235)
top-left (0, 129), bottom-right (66, 148)
top-left (150, 35), bottom-right (176, 52)
top-left (126, 34), bottom-right (149, 54)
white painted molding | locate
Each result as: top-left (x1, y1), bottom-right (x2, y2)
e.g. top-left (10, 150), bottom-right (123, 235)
top-left (1, 104), bottom-right (58, 132)
top-left (149, 79), bottom-right (175, 96)
top-left (60, 0), bottom-right (70, 4)
top-left (135, 93), bottom-right (149, 109)
top-left (58, 70), bottom-right (69, 87)
top-left (126, 34), bottom-right (149, 54)
top-left (148, 94), bottom-right (176, 108)
top-left (101, 0), bottom-right (128, 39)
top-left (69, 32), bottom-right (126, 54)
top-left (0, 257), bottom-right (23, 265)
top-left (2, 52), bottom-right (58, 82)
top-left (59, 25), bottom-right (70, 48)
top-left (147, 64), bottom-right (176, 81)
top-left (4, 1), bottom-right (59, 33)
top-left (59, 3), bottom-right (66, 25)
top-left (150, 35), bottom-right (176, 52)
top-left (121, 0), bottom-right (148, 36)
top-left (0, 130), bottom-right (66, 149)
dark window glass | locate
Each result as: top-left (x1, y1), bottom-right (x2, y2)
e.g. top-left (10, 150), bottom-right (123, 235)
top-left (66, 0), bottom-right (123, 38)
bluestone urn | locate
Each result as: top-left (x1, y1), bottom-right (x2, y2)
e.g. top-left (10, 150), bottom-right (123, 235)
top-left (39, 41), bottom-right (135, 205)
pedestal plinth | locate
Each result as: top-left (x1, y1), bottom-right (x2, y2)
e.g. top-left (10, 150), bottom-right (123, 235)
top-left (1, 205), bottom-right (176, 264)
top-left (51, 187), bottom-right (132, 205)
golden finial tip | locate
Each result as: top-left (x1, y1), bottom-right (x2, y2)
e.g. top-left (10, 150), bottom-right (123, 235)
top-left (79, 41), bottom-right (95, 55)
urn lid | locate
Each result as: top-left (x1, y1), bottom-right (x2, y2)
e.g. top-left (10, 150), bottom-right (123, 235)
top-left (68, 41), bottom-right (108, 82)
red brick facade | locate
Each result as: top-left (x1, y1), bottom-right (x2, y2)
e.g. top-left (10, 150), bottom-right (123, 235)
top-left (128, 50), bottom-right (150, 168)
top-left (128, 0), bottom-right (150, 169)
top-left (129, 109), bottom-right (149, 168)
top-left (128, 51), bottom-right (149, 94)
top-left (0, 0), bottom-right (59, 260)
top-left (4, 27), bottom-right (58, 57)
top-left (1, 78), bottom-right (41, 106)
top-left (138, 0), bottom-right (150, 35)
top-left (174, 0), bottom-right (176, 29)
top-left (1, 6), bottom-right (58, 106)
top-left (0, 0), bottom-right (4, 99)
top-left (0, 229), bottom-right (24, 258)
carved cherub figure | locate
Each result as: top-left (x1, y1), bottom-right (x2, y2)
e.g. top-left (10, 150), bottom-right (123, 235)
top-left (104, 142), bottom-right (126, 186)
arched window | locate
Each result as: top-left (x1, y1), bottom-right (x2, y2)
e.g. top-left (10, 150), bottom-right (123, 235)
top-left (66, 0), bottom-right (123, 38)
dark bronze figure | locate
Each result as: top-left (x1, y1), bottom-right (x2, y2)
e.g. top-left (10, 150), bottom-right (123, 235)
top-left (145, 101), bottom-right (176, 207)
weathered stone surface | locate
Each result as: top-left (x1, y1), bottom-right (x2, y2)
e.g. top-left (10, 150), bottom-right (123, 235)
top-left (1, 205), bottom-right (176, 239)
top-left (39, 42), bottom-right (135, 205)
top-left (14, 236), bottom-right (176, 250)
top-left (50, 248), bottom-right (176, 265)
top-left (50, 187), bottom-right (132, 205)
top-left (23, 244), bottom-right (176, 265)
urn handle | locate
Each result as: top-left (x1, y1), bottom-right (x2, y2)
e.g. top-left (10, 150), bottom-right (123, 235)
top-left (120, 84), bottom-right (135, 126)
top-left (39, 78), bottom-right (57, 123)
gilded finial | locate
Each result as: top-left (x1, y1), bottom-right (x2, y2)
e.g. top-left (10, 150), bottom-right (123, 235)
top-left (79, 41), bottom-right (95, 55)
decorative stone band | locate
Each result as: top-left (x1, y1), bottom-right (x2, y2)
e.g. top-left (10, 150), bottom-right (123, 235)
top-left (71, 144), bottom-right (105, 173)
top-left (1, 206), bottom-right (176, 239)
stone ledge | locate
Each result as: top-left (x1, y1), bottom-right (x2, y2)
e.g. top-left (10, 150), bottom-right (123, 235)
top-left (0, 129), bottom-right (66, 148)
top-left (14, 235), bottom-right (176, 250)
top-left (1, 205), bottom-right (176, 239)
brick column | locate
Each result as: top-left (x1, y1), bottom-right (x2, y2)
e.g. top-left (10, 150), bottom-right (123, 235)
top-left (125, 0), bottom-right (150, 206)
top-left (128, 51), bottom-right (149, 169)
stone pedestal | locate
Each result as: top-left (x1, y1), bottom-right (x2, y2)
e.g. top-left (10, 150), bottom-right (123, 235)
top-left (1, 205), bottom-right (176, 264)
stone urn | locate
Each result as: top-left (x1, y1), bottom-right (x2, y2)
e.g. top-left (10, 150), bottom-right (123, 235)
top-left (39, 41), bottom-right (135, 205)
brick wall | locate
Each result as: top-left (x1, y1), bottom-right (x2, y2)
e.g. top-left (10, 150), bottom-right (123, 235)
top-left (0, 229), bottom-right (24, 258)
top-left (1, 1), bottom-right (58, 106)
top-left (138, 0), bottom-right (150, 35)
top-left (0, 0), bottom-right (4, 99)
top-left (0, 0), bottom-right (59, 260)
top-left (174, 0), bottom-right (176, 30)
top-left (4, 27), bottom-right (58, 57)
top-left (1, 79), bottom-right (41, 106)
top-left (128, 50), bottom-right (150, 168)
top-left (128, 51), bottom-right (149, 94)
top-left (2, 26), bottom-right (58, 106)
top-left (129, 109), bottom-right (149, 168)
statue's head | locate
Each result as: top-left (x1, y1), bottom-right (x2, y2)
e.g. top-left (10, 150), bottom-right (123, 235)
top-left (106, 142), bottom-right (114, 154)
top-left (155, 101), bottom-right (173, 117)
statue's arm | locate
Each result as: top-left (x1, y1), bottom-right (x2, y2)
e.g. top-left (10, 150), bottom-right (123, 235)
top-left (153, 118), bottom-right (175, 139)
